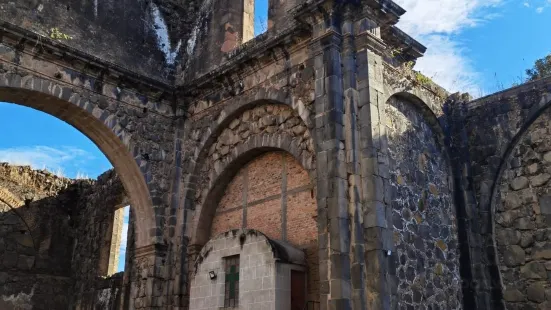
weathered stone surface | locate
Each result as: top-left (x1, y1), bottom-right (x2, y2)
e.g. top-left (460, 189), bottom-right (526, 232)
top-left (527, 283), bottom-right (546, 303)
top-left (502, 245), bottom-right (526, 267)
top-left (520, 262), bottom-right (546, 279)
top-left (511, 177), bottom-right (529, 190)
top-left (387, 96), bottom-right (461, 310)
top-left (533, 244), bottom-right (551, 259)
top-left (503, 289), bottom-right (525, 302)
top-left (469, 84), bottom-right (551, 310)
top-left (0, 165), bottom-right (127, 309)
top-left (2, 1), bottom-right (550, 309)
top-left (531, 174), bottom-right (551, 187)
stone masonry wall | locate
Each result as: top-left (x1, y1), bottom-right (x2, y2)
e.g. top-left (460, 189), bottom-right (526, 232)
top-left (464, 77), bottom-right (551, 308)
top-left (0, 164), bottom-right (76, 310)
top-left (386, 97), bottom-right (462, 309)
top-left (494, 108), bottom-right (551, 310)
top-left (0, 164), bottom-right (129, 310)
top-left (71, 169), bottom-right (129, 310)
top-left (211, 151), bottom-right (319, 301)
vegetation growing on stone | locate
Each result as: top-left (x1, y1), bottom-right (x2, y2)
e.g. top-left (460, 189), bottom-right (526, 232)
top-left (526, 53), bottom-right (551, 81)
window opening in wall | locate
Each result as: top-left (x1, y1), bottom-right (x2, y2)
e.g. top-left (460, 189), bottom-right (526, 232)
top-left (253, 0), bottom-right (268, 37)
top-left (108, 205), bottom-right (130, 275)
top-left (224, 255), bottom-right (240, 307)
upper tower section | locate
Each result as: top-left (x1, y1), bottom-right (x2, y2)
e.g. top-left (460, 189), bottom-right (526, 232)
top-left (177, 0), bottom-right (428, 87)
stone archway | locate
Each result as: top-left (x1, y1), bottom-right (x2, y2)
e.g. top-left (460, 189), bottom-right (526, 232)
top-left (0, 86), bottom-right (155, 248)
top-left (488, 98), bottom-right (551, 310)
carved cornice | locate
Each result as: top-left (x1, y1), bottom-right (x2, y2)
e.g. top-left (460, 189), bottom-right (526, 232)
top-left (381, 26), bottom-right (426, 59)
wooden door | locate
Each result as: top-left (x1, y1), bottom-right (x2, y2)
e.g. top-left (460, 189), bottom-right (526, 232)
top-left (291, 270), bottom-right (306, 310)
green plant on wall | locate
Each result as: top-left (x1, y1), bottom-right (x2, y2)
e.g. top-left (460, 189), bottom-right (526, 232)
top-left (390, 48), bottom-right (404, 58)
top-left (415, 72), bottom-right (432, 85)
top-left (49, 28), bottom-right (73, 40)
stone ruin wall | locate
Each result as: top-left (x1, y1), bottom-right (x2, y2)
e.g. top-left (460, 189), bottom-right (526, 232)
top-left (0, 163), bottom-right (130, 310)
top-left (494, 108), bottom-right (551, 310)
top-left (386, 96), bottom-right (462, 309)
top-left (71, 169), bottom-right (130, 310)
top-left (0, 164), bottom-right (75, 310)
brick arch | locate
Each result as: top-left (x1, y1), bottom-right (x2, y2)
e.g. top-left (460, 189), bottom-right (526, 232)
top-left (189, 137), bottom-right (315, 246)
top-left (0, 83), bottom-right (155, 248)
top-left (185, 101), bottom-right (315, 245)
top-left (483, 93), bottom-right (551, 308)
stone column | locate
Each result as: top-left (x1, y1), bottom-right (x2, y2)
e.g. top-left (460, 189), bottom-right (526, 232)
top-left (341, 6), bottom-right (368, 310)
top-left (128, 244), bottom-right (168, 310)
top-left (309, 4), bottom-right (353, 310)
top-left (354, 15), bottom-right (395, 310)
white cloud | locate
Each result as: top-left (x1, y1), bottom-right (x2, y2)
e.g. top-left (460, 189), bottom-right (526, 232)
top-left (522, 0), bottom-right (551, 13)
top-left (395, 0), bottom-right (503, 95)
top-left (0, 146), bottom-right (94, 177)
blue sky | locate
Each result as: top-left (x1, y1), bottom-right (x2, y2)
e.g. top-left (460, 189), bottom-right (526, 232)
top-left (0, 0), bottom-right (549, 271)
top-left (117, 206), bottom-right (130, 272)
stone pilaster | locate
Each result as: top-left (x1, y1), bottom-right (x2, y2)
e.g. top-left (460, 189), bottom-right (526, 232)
top-left (129, 243), bottom-right (169, 310)
top-left (341, 6), bottom-right (368, 310)
top-left (355, 14), bottom-right (395, 310)
top-left (308, 3), bottom-right (353, 310)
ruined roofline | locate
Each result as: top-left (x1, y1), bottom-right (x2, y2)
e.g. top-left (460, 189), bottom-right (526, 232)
top-left (0, 162), bottom-right (116, 183)
top-left (467, 75), bottom-right (551, 109)
top-left (0, 162), bottom-right (77, 195)
top-left (0, 162), bottom-right (74, 181)
top-left (178, 21), bottom-right (311, 92)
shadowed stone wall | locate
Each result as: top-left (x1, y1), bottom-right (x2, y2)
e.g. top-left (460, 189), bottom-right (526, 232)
top-left (0, 164), bottom-right (76, 310)
top-left (387, 96), bottom-right (461, 309)
top-left (71, 169), bottom-right (129, 310)
top-left (494, 108), bottom-right (551, 309)
top-left (461, 76), bottom-right (551, 309)
top-left (0, 164), bottom-right (130, 310)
